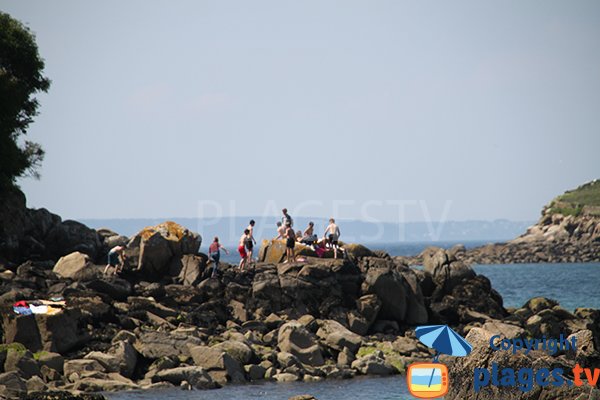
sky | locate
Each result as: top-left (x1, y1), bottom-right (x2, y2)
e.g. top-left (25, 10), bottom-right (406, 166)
top-left (3, 0), bottom-right (600, 223)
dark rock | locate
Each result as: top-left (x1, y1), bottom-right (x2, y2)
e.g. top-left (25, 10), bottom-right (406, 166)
top-left (278, 321), bottom-right (324, 367)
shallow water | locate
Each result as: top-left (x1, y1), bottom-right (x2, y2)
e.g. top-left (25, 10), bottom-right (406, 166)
top-left (106, 375), bottom-right (412, 400)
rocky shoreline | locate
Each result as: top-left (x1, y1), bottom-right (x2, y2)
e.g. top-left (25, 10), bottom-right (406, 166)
top-left (1, 188), bottom-right (599, 399)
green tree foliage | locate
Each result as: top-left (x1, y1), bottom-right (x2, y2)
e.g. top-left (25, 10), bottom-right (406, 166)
top-left (0, 12), bottom-right (50, 191)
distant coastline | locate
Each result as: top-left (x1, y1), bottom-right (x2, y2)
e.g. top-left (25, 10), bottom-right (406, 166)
top-left (79, 217), bottom-right (533, 245)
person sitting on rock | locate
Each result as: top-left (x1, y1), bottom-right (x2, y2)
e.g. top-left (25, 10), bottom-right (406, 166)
top-left (324, 218), bottom-right (341, 259)
top-left (301, 221), bottom-right (318, 245)
top-left (103, 245), bottom-right (127, 275)
top-left (285, 221), bottom-right (296, 263)
top-left (238, 229), bottom-right (251, 270)
top-left (295, 230), bottom-right (303, 242)
top-left (274, 221), bottom-right (286, 240)
top-left (208, 237), bottom-right (228, 278)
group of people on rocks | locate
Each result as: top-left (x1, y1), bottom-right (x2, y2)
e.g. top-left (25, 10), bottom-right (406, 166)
top-left (104, 208), bottom-right (343, 278)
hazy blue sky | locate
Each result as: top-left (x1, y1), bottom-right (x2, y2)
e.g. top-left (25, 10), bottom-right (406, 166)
top-left (4, 1), bottom-right (600, 222)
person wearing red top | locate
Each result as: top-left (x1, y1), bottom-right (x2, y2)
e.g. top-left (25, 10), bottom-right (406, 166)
top-left (208, 237), bottom-right (229, 278)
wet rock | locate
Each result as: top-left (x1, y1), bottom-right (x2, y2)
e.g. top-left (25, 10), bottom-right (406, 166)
top-left (189, 345), bottom-right (245, 383)
top-left (350, 351), bottom-right (395, 375)
top-left (245, 364), bottom-right (266, 381)
top-left (152, 366), bottom-right (219, 389)
top-left (274, 372), bottom-right (300, 382)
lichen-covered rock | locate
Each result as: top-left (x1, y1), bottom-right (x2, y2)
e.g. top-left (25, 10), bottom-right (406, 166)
top-left (127, 221), bottom-right (201, 276)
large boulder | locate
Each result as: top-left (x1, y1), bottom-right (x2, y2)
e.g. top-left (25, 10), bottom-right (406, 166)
top-left (169, 254), bottom-right (206, 286)
top-left (52, 252), bottom-right (100, 280)
top-left (2, 309), bottom-right (88, 353)
top-left (152, 366), bottom-right (218, 389)
top-left (0, 371), bottom-right (27, 399)
top-left (189, 345), bottom-right (245, 383)
top-left (44, 220), bottom-right (102, 259)
top-left (259, 240), bottom-right (318, 263)
top-left (134, 330), bottom-right (202, 359)
top-left (423, 247), bottom-right (476, 293)
top-left (127, 221), bottom-right (201, 276)
top-left (361, 268), bottom-right (409, 323)
top-left (316, 319), bottom-right (363, 353)
top-left (278, 321), bottom-right (324, 367)
top-left (351, 350), bottom-right (396, 375)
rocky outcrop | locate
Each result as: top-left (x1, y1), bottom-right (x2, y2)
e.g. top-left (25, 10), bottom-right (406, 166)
top-left (1, 192), bottom-right (599, 398)
top-left (0, 188), bottom-right (102, 263)
top-left (125, 221), bottom-right (202, 277)
top-left (463, 181), bottom-right (600, 264)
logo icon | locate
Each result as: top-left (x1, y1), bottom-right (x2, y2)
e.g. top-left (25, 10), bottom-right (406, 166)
top-left (407, 325), bottom-right (472, 399)
top-left (407, 362), bottom-right (449, 399)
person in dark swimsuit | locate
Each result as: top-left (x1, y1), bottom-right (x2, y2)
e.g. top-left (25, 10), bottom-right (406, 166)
top-left (246, 220), bottom-right (257, 262)
top-left (285, 222), bottom-right (296, 263)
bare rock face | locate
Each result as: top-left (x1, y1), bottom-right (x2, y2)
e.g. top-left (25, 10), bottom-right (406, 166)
top-left (126, 221), bottom-right (202, 276)
top-left (52, 252), bottom-right (100, 280)
top-left (0, 188), bottom-right (101, 263)
top-left (3, 310), bottom-right (88, 354)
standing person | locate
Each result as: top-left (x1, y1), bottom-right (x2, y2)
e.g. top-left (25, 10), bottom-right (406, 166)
top-left (208, 237), bottom-right (229, 278)
top-left (246, 220), bottom-right (257, 262)
top-left (238, 229), bottom-right (250, 270)
top-left (285, 221), bottom-right (296, 263)
top-left (275, 221), bottom-right (286, 240)
top-left (281, 208), bottom-right (293, 228)
top-left (324, 218), bottom-right (341, 259)
top-left (104, 245), bottom-right (127, 275)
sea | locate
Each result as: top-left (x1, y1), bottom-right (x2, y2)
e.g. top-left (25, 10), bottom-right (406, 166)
top-left (105, 241), bottom-right (600, 400)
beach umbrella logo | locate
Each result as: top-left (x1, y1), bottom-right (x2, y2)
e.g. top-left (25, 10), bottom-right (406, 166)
top-left (406, 325), bottom-right (472, 399)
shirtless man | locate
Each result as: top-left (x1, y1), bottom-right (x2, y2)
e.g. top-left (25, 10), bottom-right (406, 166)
top-left (246, 220), bottom-right (257, 262)
top-left (275, 221), bottom-right (286, 240)
top-left (104, 245), bottom-right (127, 275)
top-left (285, 222), bottom-right (296, 263)
top-left (238, 229), bottom-right (251, 270)
top-left (301, 221), bottom-right (317, 244)
top-left (324, 218), bottom-right (341, 259)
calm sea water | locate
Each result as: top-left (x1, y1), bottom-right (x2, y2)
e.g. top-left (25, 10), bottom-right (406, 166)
top-left (107, 376), bottom-right (411, 400)
top-left (107, 242), bottom-right (600, 400)
top-left (472, 262), bottom-right (600, 311)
